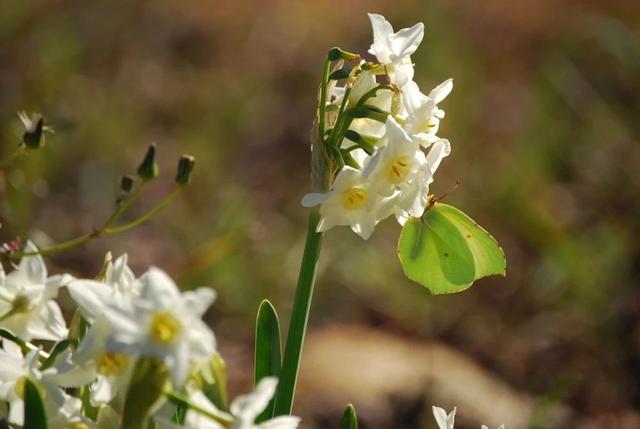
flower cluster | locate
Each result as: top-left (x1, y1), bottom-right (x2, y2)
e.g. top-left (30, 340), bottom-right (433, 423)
top-left (0, 244), bottom-right (300, 429)
top-left (302, 13), bottom-right (453, 239)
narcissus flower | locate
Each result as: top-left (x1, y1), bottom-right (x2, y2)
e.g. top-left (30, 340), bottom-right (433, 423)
top-left (0, 241), bottom-right (71, 341)
top-left (402, 79), bottom-right (453, 147)
top-left (368, 13), bottom-right (424, 86)
top-left (302, 167), bottom-right (392, 239)
top-left (101, 267), bottom-right (216, 387)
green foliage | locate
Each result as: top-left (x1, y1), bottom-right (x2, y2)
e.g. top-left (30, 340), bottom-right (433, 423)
top-left (24, 378), bottom-right (48, 429)
top-left (398, 202), bottom-right (506, 294)
top-left (254, 300), bottom-right (282, 422)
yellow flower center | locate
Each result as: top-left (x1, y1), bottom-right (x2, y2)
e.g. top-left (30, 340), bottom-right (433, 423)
top-left (14, 376), bottom-right (27, 399)
top-left (150, 311), bottom-right (181, 344)
top-left (12, 295), bottom-right (31, 313)
top-left (97, 352), bottom-right (129, 376)
top-left (14, 376), bottom-right (45, 400)
top-left (417, 117), bottom-right (438, 134)
top-left (385, 156), bottom-right (411, 184)
top-left (341, 187), bottom-right (367, 210)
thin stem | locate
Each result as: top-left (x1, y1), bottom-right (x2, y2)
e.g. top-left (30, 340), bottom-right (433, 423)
top-left (6, 184), bottom-right (180, 260)
top-left (273, 209), bottom-right (323, 416)
top-left (105, 187), bottom-right (182, 235)
top-left (0, 145), bottom-right (27, 169)
top-left (165, 391), bottom-right (234, 426)
top-left (318, 57), bottom-right (332, 140)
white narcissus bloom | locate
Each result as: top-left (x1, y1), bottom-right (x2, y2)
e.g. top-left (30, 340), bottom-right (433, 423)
top-left (101, 267), bottom-right (216, 387)
top-left (0, 342), bottom-right (67, 426)
top-left (368, 13), bottom-right (424, 86)
top-left (433, 406), bottom-right (456, 429)
top-left (0, 241), bottom-right (71, 341)
top-left (57, 254), bottom-right (139, 406)
top-left (302, 167), bottom-right (392, 240)
top-left (155, 377), bottom-right (300, 429)
top-left (402, 79), bottom-right (453, 147)
top-left (363, 116), bottom-right (425, 197)
top-left (390, 136), bottom-right (451, 224)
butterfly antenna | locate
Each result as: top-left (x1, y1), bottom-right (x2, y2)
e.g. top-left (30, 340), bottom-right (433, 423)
top-left (436, 179), bottom-right (461, 202)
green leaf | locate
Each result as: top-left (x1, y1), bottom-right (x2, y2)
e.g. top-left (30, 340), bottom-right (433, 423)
top-left (398, 202), bottom-right (506, 294)
top-left (255, 300), bottom-right (282, 422)
top-left (340, 404), bottom-right (358, 429)
top-left (24, 378), bottom-right (48, 429)
top-left (40, 339), bottom-right (73, 370)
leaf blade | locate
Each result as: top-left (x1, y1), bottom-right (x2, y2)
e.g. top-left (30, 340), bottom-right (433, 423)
top-left (340, 403), bottom-right (358, 429)
top-left (255, 299), bottom-right (282, 421)
top-left (24, 378), bottom-right (48, 429)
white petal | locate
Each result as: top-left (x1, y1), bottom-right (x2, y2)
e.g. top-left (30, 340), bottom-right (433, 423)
top-left (182, 288), bottom-right (216, 318)
top-left (27, 301), bottom-right (68, 341)
top-left (432, 406), bottom-right (449, 429)
top-left (17, 241), bottom-right (47, 284)
top-left (140, 268), bottom-right (181, 307)
top-left (368, 13), bottom-right (394, 63)
top-left (259, 416), bottom-right (301, 429)
top-left (301, 193), bottom-right (328, 208)
top-left (67, 280), bottom-right (114, 321)
top-left (428, 79), bottom-right (453, 105)
top-left (391, 22), bottom-right (424, 57)
top-left (230, 377), bottom-right (278, 423)
top-left (426, 139), bottom-right (451, 174)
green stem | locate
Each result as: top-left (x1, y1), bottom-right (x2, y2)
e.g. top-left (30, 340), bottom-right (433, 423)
top-left (273, 209), bottom-right (323, 416)
top-left (318, 57), bottom-right (332, 139)
top-left (6, 185), bottom-right (180, 260)
top-left (105, 187), bottom-right (181, 235)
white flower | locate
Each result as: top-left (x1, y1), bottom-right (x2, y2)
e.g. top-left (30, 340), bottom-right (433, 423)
top-left (363, 116), bottom-right (424, 197)
top-left (230, 378), bottom-right (299, 429)
top-left (156, 377), bottom-right (300, 429)
top-left (102, 267), bottom-right (216, 387)
top-left (302, 166), bottom-right (392, 240)
top-left (368, 13), bottom-right (424, 86)
top-left (402, 79), bottom-right (453, 147)
top-left (0, 241), bottom-right (70, 341)
top-left (433, 406), bottom-right (456, 429)
top-left (0, 342), bottom-right (67, 425)
top-left (60, 254), bottom-right (140, 405)
top-left (67, 254), bottom-right (140, 324)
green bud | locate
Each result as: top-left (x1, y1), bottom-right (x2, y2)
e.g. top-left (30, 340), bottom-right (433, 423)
top-left (137, 144), bottom-right (159, 181)
top-left (328, 68), bottom-right (352, 81)
top-left (346, 105), bottom-right (389, 123)
top-left (327, 47), bottom-right (359, 61)
top-left (175, 155), bottom-right (195, 185)
top-left (343, 130), bottom-right (375, 155)
top-left (22, 116), bottom-right (45, 149)
top-left (120, 175), bottom-right (134, 193)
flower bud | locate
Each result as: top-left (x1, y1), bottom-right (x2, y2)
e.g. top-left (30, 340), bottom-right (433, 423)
top-left (120, 175), bottom-right (134, 193)
top-left (137, 144), bottom-right (159, 181)
top-left (22, 116), bottom-right (45, 149)
top-left (327, 47), bottom-right (359, 61)
top-left (175, 155), bottom-right (195, 185)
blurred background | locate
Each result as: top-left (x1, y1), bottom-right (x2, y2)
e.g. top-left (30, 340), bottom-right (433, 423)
top-left (1, 0), bottom-right (639, 427)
